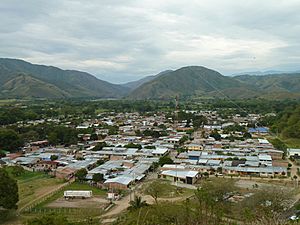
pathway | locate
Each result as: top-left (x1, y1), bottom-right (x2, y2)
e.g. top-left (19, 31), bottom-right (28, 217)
top-left (18, 179), bottom-right (74, 213)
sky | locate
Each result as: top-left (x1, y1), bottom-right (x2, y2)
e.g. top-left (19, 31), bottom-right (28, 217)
top-left (1, 0), bottom-right (300, 84)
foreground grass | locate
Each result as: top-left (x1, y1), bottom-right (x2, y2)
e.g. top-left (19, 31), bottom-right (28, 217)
top-left (143, 179), bottom-right (194, 198)
top-left (33, 181), bottom-right (107, 209)
top-left (19, 182), bottom-right (107, 223)
top-left (17, 171), bottom-right (64, 209)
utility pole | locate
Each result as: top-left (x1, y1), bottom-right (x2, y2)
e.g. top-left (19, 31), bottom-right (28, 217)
top-left (174, 95), bottom-right (179, 129)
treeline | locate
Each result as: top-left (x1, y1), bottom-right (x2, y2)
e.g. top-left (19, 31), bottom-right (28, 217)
top-left (0, 107), bottom-right (40, 125)
top-left (0, 125), bottom-right (79, 153)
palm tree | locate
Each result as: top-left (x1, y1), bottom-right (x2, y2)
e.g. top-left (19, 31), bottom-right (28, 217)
top-left (128, 196), bottom-right (148, 210)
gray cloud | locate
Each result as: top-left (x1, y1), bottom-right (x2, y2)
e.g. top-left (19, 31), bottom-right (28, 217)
top-left (0, 0), bottom-right (300, 83)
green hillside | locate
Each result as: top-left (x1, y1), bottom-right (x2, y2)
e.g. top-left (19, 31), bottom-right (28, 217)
top-left (0, 58), bottom-right (129, 99)
top-left (1, 74), bottom-right (70, 98)
top-left (235, 73), bottom-right (300, 93)
top-left (1, 58), bottom-right (300, 100)
top-left (127, 66), bottom-right (254, 99)
top-left (122, 70), bottom-right (173, 90)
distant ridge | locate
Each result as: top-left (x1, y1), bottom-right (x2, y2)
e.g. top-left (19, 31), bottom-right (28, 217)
top-left (127, 66), bottom-right (257, 99)
top-left (235, 73), bottom-right (300, 94)
top-left (0, 58), bottom-right (129, 99)
top-left (1, 58), bottom-right (300, 100)
top-left (121, 70), bottom-right (173, 90)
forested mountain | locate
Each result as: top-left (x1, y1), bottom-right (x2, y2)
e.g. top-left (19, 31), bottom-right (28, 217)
top-left (1, 58), bottom-right (300, 100)
top-left (127, 67), bottom-right (300, 100)
top-left (0, 58), bottom-right (129, 99)
top-left (127, 66), bottom-right (257, 99)
top-left (235, 73), bottom-right (300, 94)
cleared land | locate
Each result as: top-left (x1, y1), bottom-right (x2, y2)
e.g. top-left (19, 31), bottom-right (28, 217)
top-left (47, 197), bottom-right (107, 208)
top-left (16, 171), bottom-right (64, 209)
top-left (33, 182), bottom-right (107, 209)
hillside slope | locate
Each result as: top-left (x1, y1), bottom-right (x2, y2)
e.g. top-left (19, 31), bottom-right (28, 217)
top-left (122, 70), bottom-right (173, 90)
top-left (235, 73), bottom-right (300, 93)
top-left (1, 74), bottom-right (70, 98)
top-left (127, 66), bottom-right (255, 99)
top-left (0, 58), bottom-right (129, 98)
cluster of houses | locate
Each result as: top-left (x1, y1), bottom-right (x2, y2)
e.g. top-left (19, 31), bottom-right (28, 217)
top-left (0, 111), bottom-right (291, 190)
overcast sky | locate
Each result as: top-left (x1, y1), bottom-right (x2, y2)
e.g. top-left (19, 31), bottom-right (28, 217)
top-left (1, 0), bottom-right (300, 83)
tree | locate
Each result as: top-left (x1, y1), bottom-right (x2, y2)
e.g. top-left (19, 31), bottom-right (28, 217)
top-left (10, 166), bottom-right (25, 177)
top-left (193, 115), bottom-right (207, 129)
top-left (0, 151), bottom-right (5, 158)
top-left (243, 132), bottom-right (252, 139)
top-left (48, 132), bottom-right (59, 146)
top-left (128, 196), bottom-right (148, 210)
top-left (210, 129), bottom-right (221, 141)
top-left (194, 179), bottom-right (236, 224)
top-left (179, 135), bottom-right (189, 145)
top-left (92, 173), bottom-right (104, 183)
top-left (48, 126), bottom-right (78, 146)
top-left (75, 168), bottom-right (87, 181)
top-left (145, 181), bottom-right (162, 204)
top-left (158, 156), bottom-right (173, 166)
top-left (93, 142), bottom-right (108, 151)
top-left (0, 129), bottom-right (24, 152)
top-left (124, 142), bottom-right (142, 149)
top-left (237, 187), bottom-right (292, 222)
top-left (90, 133), bottom-right (98, 141)
top-left (269, 138), bottom-right (287, 159)
top-left (26, 214), bottom-right (73, 225)
top-left (0, 168), bottom-right (19, 210)
top-left (50, 155), bottom-right (58, 161)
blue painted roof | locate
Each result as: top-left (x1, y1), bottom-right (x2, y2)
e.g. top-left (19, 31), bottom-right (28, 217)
top-left (248, 127), bottom-right (269, 133)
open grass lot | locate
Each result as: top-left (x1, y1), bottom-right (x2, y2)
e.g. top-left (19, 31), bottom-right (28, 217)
top-left (33, 182), bottom-right (108, 209)
top-left (142, 179), bottom-right (195, 198)
top-left (1, 171), bottom-right (64, 225)
top-left (17, 171), bottom-right (64, 209)
top-left (19, 182), bottom-right (108, 223)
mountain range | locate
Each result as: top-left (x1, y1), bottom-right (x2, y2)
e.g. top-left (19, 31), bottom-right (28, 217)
top-left (0, 58), bottom-right (128, 99)
top-left (0, 58), bottom-right (300, 100)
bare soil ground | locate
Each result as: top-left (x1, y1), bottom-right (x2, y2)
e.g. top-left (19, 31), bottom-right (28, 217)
top-left (47, 197), bottom-right (108, 208)
top-left (235, 179), bottom-right (291, 190)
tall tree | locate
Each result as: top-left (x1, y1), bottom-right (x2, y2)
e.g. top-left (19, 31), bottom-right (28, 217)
top-left (92, 173), bottom-right (104, 183)
top-left (0, 168), bottom-right (19, 210)
top-left (75, 168), bottom-right (87, 181)
top-left (128, 196), bottom-right (147, 210)
top-left (0, 129), bottom-right (24, 152)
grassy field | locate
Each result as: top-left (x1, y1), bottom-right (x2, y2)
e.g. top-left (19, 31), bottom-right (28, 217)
top-left (19, 182), bottom-right (108, 223)
top-left (17, 171), bottom-right (64, 209)
top-left (33, 181), bottom-right (107, 209)
top-left (143, 179), bottom-right (195, 198)
top-left (1, 170), bottom-right (64, 225)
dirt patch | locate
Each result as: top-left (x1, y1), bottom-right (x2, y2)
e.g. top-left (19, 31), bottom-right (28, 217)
top-left (47, 197), bottom-right (108, 208)
top-left (235, 180), bottom-right (290, 190)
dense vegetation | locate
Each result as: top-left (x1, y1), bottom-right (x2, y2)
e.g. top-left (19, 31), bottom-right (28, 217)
top-left (0, 98), bottom-right (299, 152)
top-left (0, 167), bottom-right (20, 221)
top-left (115, 179), bottom-right (292, 225)
top-left (270, 105), bottom-right (300, 139)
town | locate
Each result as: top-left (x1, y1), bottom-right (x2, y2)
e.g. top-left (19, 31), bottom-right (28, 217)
top-left (1, 99), bottom-right (299, 224)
